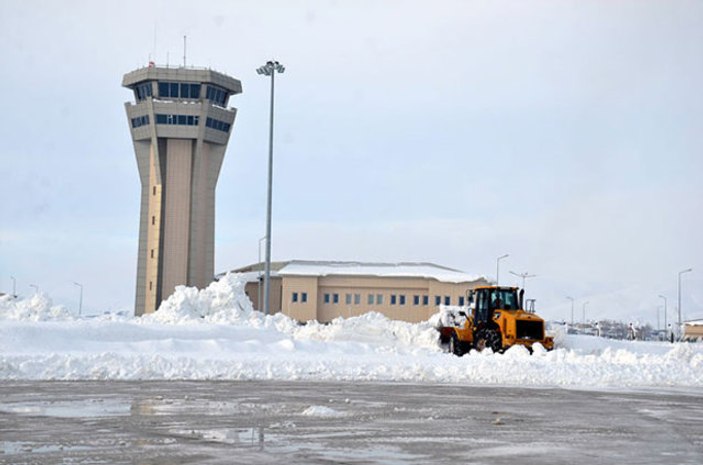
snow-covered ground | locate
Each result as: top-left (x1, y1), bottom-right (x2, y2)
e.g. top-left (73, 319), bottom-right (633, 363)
top-left (1, 274), bottom-right (701, 390)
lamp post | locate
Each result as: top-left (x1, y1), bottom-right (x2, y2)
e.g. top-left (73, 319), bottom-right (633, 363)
top-left (582, 301), bottom-right (589, 324)
top-left (257, 236), bottom-right (266, 311)
top-left (658, 294), bottom-right (667, 334)
top-left (10, 275), bottom-right (16, 298)
top-left (566, 296), bottom-right (574, 325)
top-left (29, 284), bottom-right (39, 294)
top-left (509, 271), bottom-right (536, 291)
top-left (256, 60), bottom-right (285, 316)
top-left (73, 282), bottom-right (83, 316)
top-left (496, 254), bottom-right (509, 285)
top-left (677, 268), bottom-right (692, 331)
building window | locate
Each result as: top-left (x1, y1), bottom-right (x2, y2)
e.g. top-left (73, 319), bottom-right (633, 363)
top-left (131, 114), bottom-right (150, 128)
top-left (150, 249), bottom-right (154, 259)
top-left (149, 281), bottom-right (152, 291)
top-left (345, 294), bottom-right (352, 305)
top-left (205, 117), bottom-right (231, 133)
top-left (459, 296), bottom-right (465, 307)
top-left (354, 294), bottom-right (360, 305)
top-left (444, 296), bottom-right (450, 306)
top-left (367, 294), bottom-right (374, 305)
top-left (423, 295), bottom-right (429, 306)
top-left (156, 114), bottom-right (199, 126)
top-left (413, 295), bottom-right (420, 306)
top-left (292, 292), bottom-right (298, 303)
top-left (301, 292), bottom-right (307, 303)
top-left (206, 84), bottom-right (228, 106)
top-left (151, 216), bottom-right (155, 225)
top-left (134, 82), bottom-right (153, 101)
top-left (152, 186), bottom-right (156, 196)
top-left (391, 295), bottom-right (397, 305)
top-left (435, 296), bottom-right (441, 306)
top-left (377, 294), bottom-right (383, 305)
top-left (324, 293), bottom-right (330, 304)
top-left (156, 81), bottom-right (199, 99)
top-left (333, 293), bottom-right (339, 304)
top-left (399, 295), bottom-right (406, 305)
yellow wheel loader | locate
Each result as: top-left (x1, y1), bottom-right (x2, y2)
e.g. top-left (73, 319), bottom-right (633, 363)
top-left (437, 286), bottom-right (554, 355)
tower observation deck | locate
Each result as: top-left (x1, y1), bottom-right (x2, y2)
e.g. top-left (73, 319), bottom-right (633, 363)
top-left (123, 65), bottom-right (242, 316)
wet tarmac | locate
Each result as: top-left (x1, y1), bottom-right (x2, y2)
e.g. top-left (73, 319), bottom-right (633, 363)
top-left (0, 381), bottom-right (701, 464)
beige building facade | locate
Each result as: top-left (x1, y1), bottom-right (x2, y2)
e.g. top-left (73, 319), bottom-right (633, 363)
top-left (232, 261), bottom-right (488, 323)
top-left (123, 65), bottom-right (242, 315)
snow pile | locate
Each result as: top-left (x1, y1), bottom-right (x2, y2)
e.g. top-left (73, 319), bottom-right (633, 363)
top-left (0, 274), bottom-right (702, 390)
top-left (0, 293), bottom-right (73, 322)
top-left (144, 273), bottom-right (257, 324)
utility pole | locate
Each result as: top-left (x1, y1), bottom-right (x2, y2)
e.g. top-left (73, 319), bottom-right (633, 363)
top-left (566, 296), bottom-right (574, 325)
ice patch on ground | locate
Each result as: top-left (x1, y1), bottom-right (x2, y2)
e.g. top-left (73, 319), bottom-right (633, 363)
top-left (301, 406), bottom-right (344, 417)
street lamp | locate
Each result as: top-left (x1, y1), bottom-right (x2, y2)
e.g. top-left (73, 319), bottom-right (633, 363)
top-left (29, 284), bottom-right (39, 294)
top-left (658, 294), bottom-right (667, 333)
top-left (496, 254), bottom-right (509, 285)
top-left (73, 282), bottom-right (83, 316)
top-left (677, 268), bottom-right (692, 331)
top-left (257, 236), bottom-right (266, 311)
top-left (509, 271), bottom-right (536, 290)
top-left (257, 60), bottom-right (285, 316)
top-left (582, 301), bottom-right (589, 324)
top-left (566, 296), bottom-right (574, 325)
top-left (10, 275), bottom-right (16, 298)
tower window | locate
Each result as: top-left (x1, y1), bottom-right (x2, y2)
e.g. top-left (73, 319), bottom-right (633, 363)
top-left (158, 81), bottom-right (201, 99)
top-left (151, 216), bottom-right (155, 225)
top-left (206, 85), bottom-right (228, 106)
top-left (149, 281), bottom-right (152, 291)
top-left (130, 115), bottom-right (149, 128)
top-left (205, 117), bottom-right (231, 133)
top-left (155, 114), bottom-right (199, 126)
top-left (150, 249), bottom-right (154, 258)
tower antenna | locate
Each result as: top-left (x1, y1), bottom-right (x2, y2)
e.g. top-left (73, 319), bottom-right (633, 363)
top-left (152, 22), bottom-right (157, 65)
top-left (183, 35), bottom-right (187, 67)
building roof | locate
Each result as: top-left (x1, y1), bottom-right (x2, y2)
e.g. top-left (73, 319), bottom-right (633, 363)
top-left (122, 65), bottom-right (242, 94)
top-left (276, 260), bottom-right (486, 284)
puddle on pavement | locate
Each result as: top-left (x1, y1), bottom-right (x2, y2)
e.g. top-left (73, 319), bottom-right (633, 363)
top-left (1, 441), bottom-right (93, 455)
top-left (0, 399), bottom-right (130, 418)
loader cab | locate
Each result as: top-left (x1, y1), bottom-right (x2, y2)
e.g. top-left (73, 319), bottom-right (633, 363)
top-left (468, 287), bottom-right (524, 326)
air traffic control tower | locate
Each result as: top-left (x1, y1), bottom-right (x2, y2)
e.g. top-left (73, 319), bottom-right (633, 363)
top-left (123, 65), bottom-right (242, 315)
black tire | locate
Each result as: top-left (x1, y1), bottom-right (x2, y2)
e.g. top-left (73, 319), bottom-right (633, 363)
top-left (449, 332), bottom-right (465, 357)
top-left (474, 329), bottom-right (502, 353)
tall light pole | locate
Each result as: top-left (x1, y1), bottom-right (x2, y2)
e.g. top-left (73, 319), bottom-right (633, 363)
top-left (73, 282), bottom-right (83, 316)
top-left (257, 60), bottom-right (285, 316)
top-left (658, 294), bottom-right (667, 333)
top-left (257, 236), bottom-right (266, 311)
top-left (566, 296), bottom-right (574, 325)
top-left (10, 276), bottom-right (16, 298)
top-left (582, 301), bottom-right (589, 324)
top-left (496, 254), bottom-right (509, 285)
top-left (29, 284), bottom-right (39, 295)
top-left (677, 268), bottom-right (692, 331)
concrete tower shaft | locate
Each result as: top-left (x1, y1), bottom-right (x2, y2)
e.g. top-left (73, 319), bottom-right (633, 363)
top-left (123, 66), bottom-right (242, 316)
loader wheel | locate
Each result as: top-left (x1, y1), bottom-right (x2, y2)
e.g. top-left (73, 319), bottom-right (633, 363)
top-left (449, 332), bottom-right (465, 357)
top-left (474, 329), bottom-right (502, 353)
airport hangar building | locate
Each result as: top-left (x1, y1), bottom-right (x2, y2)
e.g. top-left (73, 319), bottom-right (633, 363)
top-left (223, 261), bottom-right (489, 323)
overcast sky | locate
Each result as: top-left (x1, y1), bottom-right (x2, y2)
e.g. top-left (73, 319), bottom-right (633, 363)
top-left (1, 0), bottom-right (701, 323)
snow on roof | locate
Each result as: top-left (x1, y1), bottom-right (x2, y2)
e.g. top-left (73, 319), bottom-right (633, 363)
top-left (277, 260), bottom-right (485, 284)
